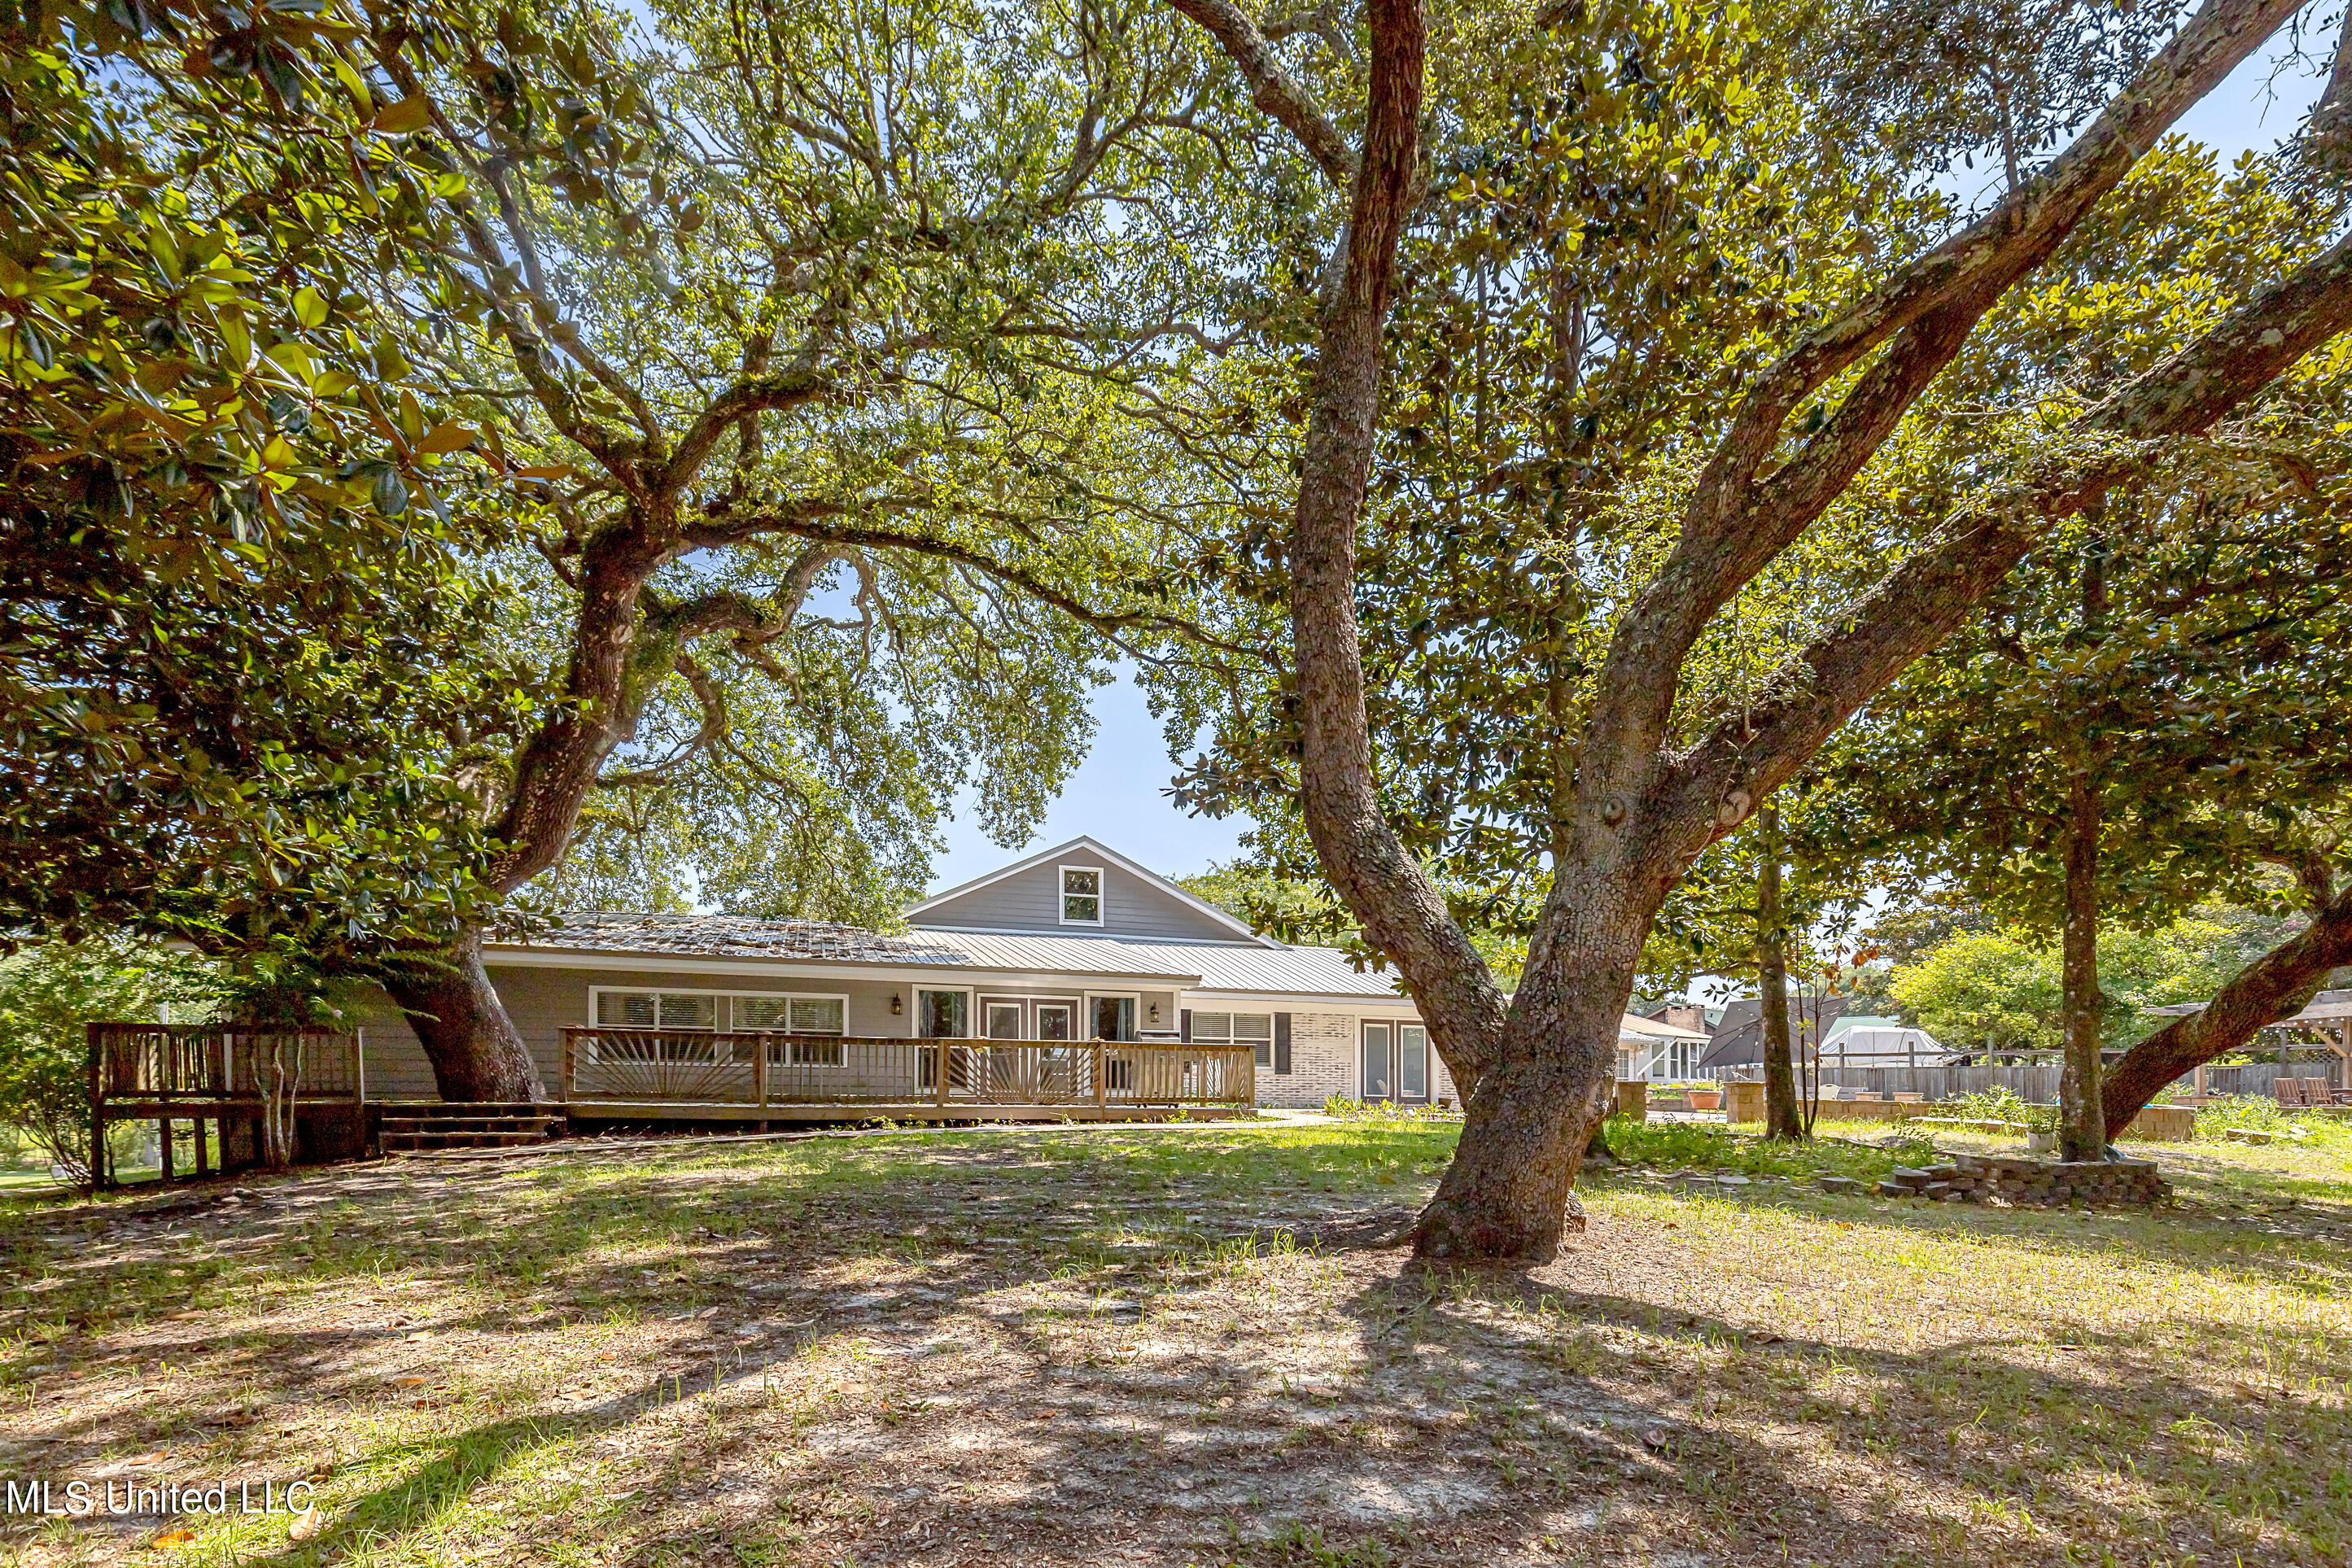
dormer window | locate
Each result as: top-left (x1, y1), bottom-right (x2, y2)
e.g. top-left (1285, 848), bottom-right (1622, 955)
top-left (1060, 866), bottom-right (1102, 925)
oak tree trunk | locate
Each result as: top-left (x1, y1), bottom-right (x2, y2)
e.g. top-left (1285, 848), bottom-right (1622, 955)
top-left (1414, 902), bottom-right (1646, 1260)
top-left (2057, 774), bottom-right (2107, 1161)
top-left (380, 929), bottom-right (546, 1103)
top-left (1758, 810), bottom-right (1805, 1140)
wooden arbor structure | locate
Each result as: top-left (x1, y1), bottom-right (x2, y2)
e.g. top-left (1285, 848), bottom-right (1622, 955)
top-left (2145, 989), bottom-right (2352, 1101)
top-left (86, 1023), bottom-right (364, 1186)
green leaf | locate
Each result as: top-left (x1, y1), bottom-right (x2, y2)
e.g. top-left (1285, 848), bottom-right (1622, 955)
top-left (370, 467), bottom-right (409, 517)
top-left (370, 97), bottom-right (433, 136)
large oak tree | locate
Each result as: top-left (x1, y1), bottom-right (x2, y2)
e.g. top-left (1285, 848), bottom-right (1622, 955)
top-left (43, 0), bottom-right (1274, 1098)
top-left (1158, 0), bottom-right (2352, 1257)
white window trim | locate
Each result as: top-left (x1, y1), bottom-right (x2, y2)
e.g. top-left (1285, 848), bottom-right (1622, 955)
top-left (1360, 1019), bottom-right (1392, 1101)
top-left (1188, 1011), bottom-right (1275, 1067)
top-left (588, 985), bottom-right (851, 1035)
top-left (1058, 864), bottom-right (1105, 927)
top-left (1082, 990), bottom-right (1141, 1041)
top-left (976, 994), bottom-right (1083, 1042)
top-left (1397, 1022), bottom-right (1430, 1100)
top-left (914, 985), bottom-right (976, 1038)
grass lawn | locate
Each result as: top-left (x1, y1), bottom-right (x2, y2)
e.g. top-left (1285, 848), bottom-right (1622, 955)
top-left (2, 1116), bottom-right (2350, 1566)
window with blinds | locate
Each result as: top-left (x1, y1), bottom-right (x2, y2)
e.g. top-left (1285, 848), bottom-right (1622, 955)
top-left (1189, 1011), bottom-right (1275, 1067)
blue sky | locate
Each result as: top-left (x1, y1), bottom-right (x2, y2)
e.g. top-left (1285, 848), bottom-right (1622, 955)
top-left (926, 28), bottom-right (2334, 892)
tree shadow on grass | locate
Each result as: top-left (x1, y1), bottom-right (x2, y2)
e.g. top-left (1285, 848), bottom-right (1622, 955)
top-left (10, 1125), bottom-right (2352, 1567)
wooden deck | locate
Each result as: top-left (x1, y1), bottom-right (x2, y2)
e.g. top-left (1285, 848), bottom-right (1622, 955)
top-left (84, 1024), bottom-right (1257, 1180)
top-left (561, 1028), bottom-right (1256, 1121)
top-left (87, 1022), bottom-right (366, 1182)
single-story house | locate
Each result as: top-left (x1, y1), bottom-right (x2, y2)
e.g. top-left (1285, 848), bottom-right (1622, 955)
top-left (1616, 1005), bottom-right (1716, 1082)
top-left (356, 836), bottom-right (1693, 1118)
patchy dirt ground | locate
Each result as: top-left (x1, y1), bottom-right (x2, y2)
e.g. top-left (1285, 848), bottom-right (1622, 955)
top-left (2, 1119), bottom-right (2350, 1566)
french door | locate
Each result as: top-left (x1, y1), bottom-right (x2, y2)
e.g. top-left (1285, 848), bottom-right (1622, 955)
top-left (1361, 1022), bottom-right (1431, 1105)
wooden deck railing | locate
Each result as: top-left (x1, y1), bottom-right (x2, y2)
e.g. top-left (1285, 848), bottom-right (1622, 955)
top-left (562, 1029), bottom-right (1256, 1111)
top-left (88, 1023), bottom-right (362, 1103)
top-left (86, 1022), bottom-right (365, 1181)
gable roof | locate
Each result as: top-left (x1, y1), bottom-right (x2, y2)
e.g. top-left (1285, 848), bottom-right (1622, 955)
top-left (905, 834), bottom-right (1272, 945)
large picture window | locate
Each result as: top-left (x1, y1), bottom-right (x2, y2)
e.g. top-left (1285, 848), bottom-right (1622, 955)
top-left (1060, 866), bottom-right (1102, 925)
top-left (737, 994), bottom-right (848, 1064)
top-left (590, 989), bottom-right (849, 1064)
top-left (1190, 1011), bottom-right (1274, 1067)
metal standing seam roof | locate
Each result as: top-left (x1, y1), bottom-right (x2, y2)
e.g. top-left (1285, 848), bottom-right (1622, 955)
top-left (493, 913), bottom-right (1419, 996)
top-left (494, 913), bottom-right (1716, 1041)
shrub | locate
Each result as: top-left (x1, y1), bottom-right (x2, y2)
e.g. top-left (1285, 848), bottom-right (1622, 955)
top-left (0, 941), bottom-right (219, 1185)
top-left (2192, 1094), bottom-right (2299, 1140)
top-left (1941, 1087), bottom-right (2056, 1132)
top-left (1599, 1116), bottom-right (1936, 1184)
top-left (1321, 1094), bottom-right (1458, 1124)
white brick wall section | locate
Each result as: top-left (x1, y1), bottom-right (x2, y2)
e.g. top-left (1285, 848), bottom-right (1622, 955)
top-left (1255, 1011), bottom-right (1458, 1110)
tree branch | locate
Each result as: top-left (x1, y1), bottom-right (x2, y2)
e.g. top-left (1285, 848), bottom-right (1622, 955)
top-left (1275, 0), bottom-right (1509, 1097)
top-left (692, 507), bottom-right (1265, 658)
top-left (595, 653), bottom-right (731, 788)
top-left (1663, 226), bottom-right (2352, 841)
top-left (2101, 867), bottom-right (2352, 1130)
top-left (664, 365), bottom-right (839, 496)
top-left (1580, 0), bottom-right (2308, 783)
top-left (1161, 0), bottom-right (1358, 190)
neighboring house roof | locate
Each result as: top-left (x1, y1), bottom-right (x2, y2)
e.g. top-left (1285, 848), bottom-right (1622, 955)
top-left (905, 834), bottom-right (1271, 945)
top-left (1620, 1015), bottom-right (1711, 1045)
top-left (1698, 995), bottom-right (1857, 1069)
top-left (1822, 1020), bottom-right (1945, 1055)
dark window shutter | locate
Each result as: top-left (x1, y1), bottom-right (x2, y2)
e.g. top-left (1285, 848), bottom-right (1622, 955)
top-left (1179, 1008), bottom-right (1191, 1042)
top-left (1274, 1013), bottom-right (1292, 1075)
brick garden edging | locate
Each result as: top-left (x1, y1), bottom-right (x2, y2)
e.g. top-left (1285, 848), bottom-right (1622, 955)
top-left (1875, 1153), bottom-right (2171, 1208)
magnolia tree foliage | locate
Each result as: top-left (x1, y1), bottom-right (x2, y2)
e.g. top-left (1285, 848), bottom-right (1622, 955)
top-left (0, 4), bottom-right (542, 966)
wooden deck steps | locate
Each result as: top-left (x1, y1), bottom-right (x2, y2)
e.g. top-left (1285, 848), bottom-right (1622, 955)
top-left (377, 1103), bottom-right (564, 1152)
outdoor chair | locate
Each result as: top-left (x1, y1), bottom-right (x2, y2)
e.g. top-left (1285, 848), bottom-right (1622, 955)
top-left (2303, 1077), bottom-right (2334, 1105)
top-left (2275, 1078), bottom-right (2309, 1108)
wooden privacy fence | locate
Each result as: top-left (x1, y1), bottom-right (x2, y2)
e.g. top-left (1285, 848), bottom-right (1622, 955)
top-left (87, 1022), bottom-right (362, 1182)
top-left (1714, 1059), bottom-right (2345, 1103)
top-left (562, 1029), bottom-right (1256, 1112)
top-left (1715, 1063), bottom-right (2064, 1101)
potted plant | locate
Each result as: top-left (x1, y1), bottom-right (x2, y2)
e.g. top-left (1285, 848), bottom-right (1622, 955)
top-left (1689, 1085), bottom-right (1722, 1112)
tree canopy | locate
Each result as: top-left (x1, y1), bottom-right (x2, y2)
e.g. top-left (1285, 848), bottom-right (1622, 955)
top-left (0, 2), bottom-right (538, 964)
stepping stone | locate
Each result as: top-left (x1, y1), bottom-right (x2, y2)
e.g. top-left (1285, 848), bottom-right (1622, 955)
top-left (1817, 1177), bottom-right (1863, 1193)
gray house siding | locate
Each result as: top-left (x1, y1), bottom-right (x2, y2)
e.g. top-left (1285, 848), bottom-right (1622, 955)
top-left (356, 965), bottom-right (916, 1101)
top-left (911, 856), bottom-right (1244, 944)
top-left (356, 964), bottom-right (1192, 1099)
